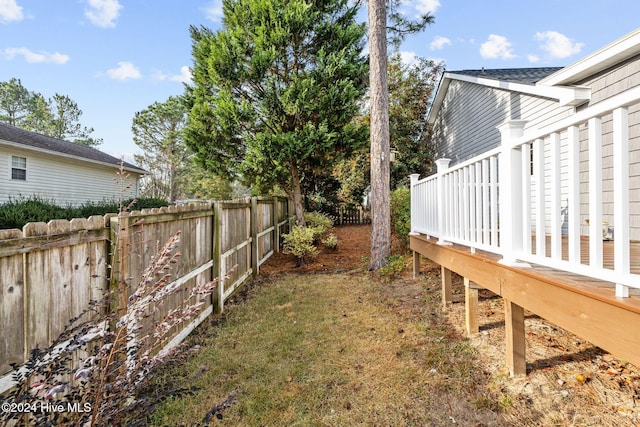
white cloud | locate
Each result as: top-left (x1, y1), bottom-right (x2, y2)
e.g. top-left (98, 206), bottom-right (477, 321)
top-left (85, 0), bottom-right (122, 28)
top-left (399, 51), bottom-right (417, 65)
top-left (480, 34), bottom-right (515, 60)
top-left (0, 0), bottom-right (22, 23)
top-left (414, 0), bottom-right (440, 14)
top-left (2, 47), bottom-right (69, 64)
top-left (535, 30), bottom-right (583, 59)
top-left (171, 66), bottom-right (192, 83)
top-left (107, 61), bottom-right (141, 80)
top-left (153, 66), bottom-right (192, 83)
top-left (527, 54), bottom-right (540, 63)
top-left (430, 36), bottom-right (451, 51)
top-left (203, 0), bottom-right (223, 23)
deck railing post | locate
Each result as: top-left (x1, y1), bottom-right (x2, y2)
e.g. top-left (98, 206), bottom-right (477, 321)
top-left (409, 173), bottom-right (420, 235)
top-left (497, 120), bottom-right (531, 267)
top-left (435, 158), bottom-right (451, 245)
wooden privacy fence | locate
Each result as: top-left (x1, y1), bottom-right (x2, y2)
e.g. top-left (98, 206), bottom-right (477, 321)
top-left (0, 196), bottom-right (293, 393)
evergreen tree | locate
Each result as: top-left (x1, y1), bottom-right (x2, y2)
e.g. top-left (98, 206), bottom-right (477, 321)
top-left (185, 0), bottom-right (368, 226)
top-left (388, 54), bottom-right (444, 188)
top-left (0, 78), bottom-right (102, 146)
top-left (132, 96), bottom-right (191, 203)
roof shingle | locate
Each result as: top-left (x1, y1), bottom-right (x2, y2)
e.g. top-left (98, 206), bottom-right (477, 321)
top-left (448, 67), bottom-right (564, 85)
top-left (0, 122), bottom-right (145, 174)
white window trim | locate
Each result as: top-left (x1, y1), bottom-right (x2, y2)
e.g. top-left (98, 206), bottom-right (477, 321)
top-left (10, 155), bottom-right (27, 181)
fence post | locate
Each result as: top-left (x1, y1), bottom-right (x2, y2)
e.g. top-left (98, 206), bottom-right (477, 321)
top-left (109, 213), bottom-right (130, 318)
top-left (497, 120), bottom-right (531, 267)
top-left (213, 202), bottom-right (224, 314)
top-left (435, 159), bottom-right (451, 246)
top-left (273, 196), bottom-right (280, 252)
top-left (251, 197), bottom-right (259, 276)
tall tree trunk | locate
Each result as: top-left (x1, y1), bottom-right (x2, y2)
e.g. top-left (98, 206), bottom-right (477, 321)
top-left (368, 0), bottom-right (391, 270)
top-left (290, 160), bottom-right (306, 227)
top-left (169, 163), bottom-right (176, 203)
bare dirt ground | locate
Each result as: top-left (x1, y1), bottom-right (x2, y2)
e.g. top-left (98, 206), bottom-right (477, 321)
top-left (262, 225), bottom-right (640, 426)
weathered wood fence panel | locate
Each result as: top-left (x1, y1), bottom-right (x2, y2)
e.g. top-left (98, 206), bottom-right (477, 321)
top-left (0, 196), bottom-right (292, 394)
top-left (0, 218), bottom-right (110, 377)
top-left (326, 205), bottom-right (371, 225)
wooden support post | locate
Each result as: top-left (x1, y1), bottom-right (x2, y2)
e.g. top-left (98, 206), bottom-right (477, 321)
top-left (441, 266), bottom-right (452, 308)
top-left (505, 299), bottom-right (526, 376)
top-left (412, 251), bottom-right (420, 279)
top-left (464, 278), bottom-right (479, 335)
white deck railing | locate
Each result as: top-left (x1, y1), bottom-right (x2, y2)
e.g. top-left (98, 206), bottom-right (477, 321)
top-left (411, 85), bottom-right (640, 297)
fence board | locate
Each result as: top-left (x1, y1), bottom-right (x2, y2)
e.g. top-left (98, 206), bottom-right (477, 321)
top-left (0, 253), bottom-right (24, 374)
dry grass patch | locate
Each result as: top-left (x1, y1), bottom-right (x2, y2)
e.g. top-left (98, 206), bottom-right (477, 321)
top-left (151, 272), bottom-right (509, 426)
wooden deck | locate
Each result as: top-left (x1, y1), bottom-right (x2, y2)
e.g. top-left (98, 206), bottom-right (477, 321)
top-left (410, 233), bottom-right (640, 376)
top-left (533, 235), bottom-right (640, 276)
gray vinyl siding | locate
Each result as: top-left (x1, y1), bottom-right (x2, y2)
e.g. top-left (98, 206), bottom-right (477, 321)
top-left (431, 80), bottom-right (506, 166)
top-left (431, 80), bottom-right (574, 169)
top-left (574, 55), bottom-right (640, 240)
top-left (0, 147), bottom-right (140, 206)
top-left (577, 53), bottom-right (640, 108)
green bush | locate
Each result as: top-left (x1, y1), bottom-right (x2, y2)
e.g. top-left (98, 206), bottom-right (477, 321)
top-left (0, 196), bottom-right (169, 230)
top-left (282, 225), bottom-right (319, 266)
top-left (304, 211), bottom-right (334, 242)
top-left (321, 233), bottom-right (338, 250)
top-left (378, 254), bottom-right (407, 281)
top-left (390, 186), bottom-right (411, 251)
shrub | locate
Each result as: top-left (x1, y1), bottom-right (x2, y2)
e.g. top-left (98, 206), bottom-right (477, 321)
top-left (283, 225), bottom-right (319, 266)
top-left (322, 233), bottom-right (339, 250)
top-left (0, 196), bottom-right (169, 230)
top-left (378, 254), bottom-right (407, 281)
top-left (390, 186), bottom-right (411, 251)
top-left (304, 211), bottom-right (334, 241)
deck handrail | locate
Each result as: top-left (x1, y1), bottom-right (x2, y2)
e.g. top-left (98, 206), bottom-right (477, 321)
top-left (411, 86), bottom-right (640, 297)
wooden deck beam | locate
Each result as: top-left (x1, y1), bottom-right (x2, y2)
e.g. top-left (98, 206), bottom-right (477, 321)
top-left (411, 234), bottom-right (640, 373)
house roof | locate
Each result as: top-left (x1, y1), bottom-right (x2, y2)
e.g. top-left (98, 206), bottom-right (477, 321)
top-left (0, 122), bottom-right (146, 175)
top-left (428, 29), bottom-right (640, 126)
top-left (447, 67), bottom-right (563, 85)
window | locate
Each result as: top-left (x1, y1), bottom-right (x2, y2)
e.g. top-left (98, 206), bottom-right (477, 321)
top-left (11, 156), bottom-right (26, 180)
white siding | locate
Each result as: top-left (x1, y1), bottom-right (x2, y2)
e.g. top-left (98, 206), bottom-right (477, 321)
top-left (0, 147), bottom-right (140, 206)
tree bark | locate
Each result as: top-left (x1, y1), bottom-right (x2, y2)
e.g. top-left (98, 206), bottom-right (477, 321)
top-left (368, 0), bottom-right (391, 270)
top-left (290, 159), bottom-right (306, 227)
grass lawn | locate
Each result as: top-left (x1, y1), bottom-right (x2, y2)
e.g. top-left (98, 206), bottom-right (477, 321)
top-left (150, 271), bottom-right (506, 426)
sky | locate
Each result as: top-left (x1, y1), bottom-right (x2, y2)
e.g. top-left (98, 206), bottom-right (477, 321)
top-left (0, 0), bottom-right (638, 162)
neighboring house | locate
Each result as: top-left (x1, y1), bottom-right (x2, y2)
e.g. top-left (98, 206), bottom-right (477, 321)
top-left (0, 122), bottom-right (146, 205)
top-left (410, 28), bottom-right (640, 375)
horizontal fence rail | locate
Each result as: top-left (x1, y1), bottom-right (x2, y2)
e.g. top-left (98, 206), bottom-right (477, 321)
top-left (411, 86), bottom-right (640, 297)
top-left (0, 196), bottom-right (293, 394)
